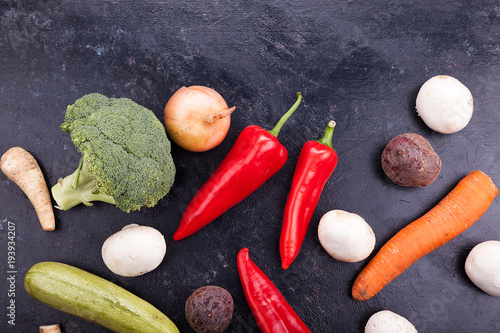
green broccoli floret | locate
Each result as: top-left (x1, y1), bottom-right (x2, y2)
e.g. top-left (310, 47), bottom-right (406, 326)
top-left (51, 93), bottom-right (176, 213)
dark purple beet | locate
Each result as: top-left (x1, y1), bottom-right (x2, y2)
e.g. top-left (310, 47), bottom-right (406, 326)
top-left (381, 133), bottom-right (441, 187)
top-left (185, 286), bottom-right (234, 333)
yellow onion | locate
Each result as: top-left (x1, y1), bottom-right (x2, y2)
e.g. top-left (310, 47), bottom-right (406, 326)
top-left (164, 86), bottom-right (235, 152)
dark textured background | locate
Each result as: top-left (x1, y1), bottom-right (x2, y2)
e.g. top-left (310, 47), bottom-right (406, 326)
top-left (1, 0), bottom-right (499, 332)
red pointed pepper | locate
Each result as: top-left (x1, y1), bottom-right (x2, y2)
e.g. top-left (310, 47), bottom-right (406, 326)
top-left (173, 93), bottom-right (303, 241)
top-left (237, 247), bottom-right (311, 333)
top-left (280, 120), bottom-right (338, 269)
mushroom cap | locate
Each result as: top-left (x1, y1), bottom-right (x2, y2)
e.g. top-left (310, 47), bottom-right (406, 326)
top-left (465, 240), bottom-right (500, 297)
top-left (365, 310), bottom-right (418, 333)
top-left (318, 210), bottom-right (375, 262)
top-left (102, 224), bottom-right (166, 277)
top-left (416, 75), bottom-right (473, 134)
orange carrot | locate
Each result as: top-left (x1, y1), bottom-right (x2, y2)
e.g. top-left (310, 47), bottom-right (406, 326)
top-left (0, 147), bottom-right (55, 231)
top-left (352, 170), bottom-right (498, 301)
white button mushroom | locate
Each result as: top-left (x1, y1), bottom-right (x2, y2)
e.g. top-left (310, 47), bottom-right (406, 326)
top-left (102, 224), bottom-right (167, 277)
top-left (465, 240), bottom-right (500, 297)
top-left (415, 75), bottom-right (473, 134)
top-left (317, 210), bottom-right (375, 262)
top-left (365, 310), bottom-right (418, 333)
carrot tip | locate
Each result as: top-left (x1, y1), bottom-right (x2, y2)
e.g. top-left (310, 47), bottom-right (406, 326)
top-left (352, 291), bottom-right (371, 301)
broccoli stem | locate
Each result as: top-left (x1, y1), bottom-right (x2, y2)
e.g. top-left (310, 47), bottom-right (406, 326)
top-left (51, 156), bottom-right (116, 210)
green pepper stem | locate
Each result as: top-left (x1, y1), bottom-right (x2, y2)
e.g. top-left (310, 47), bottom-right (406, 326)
top-left (317, 120), bottom-right (336, 149)
top-left (268, 92), bottom-right (302, 137)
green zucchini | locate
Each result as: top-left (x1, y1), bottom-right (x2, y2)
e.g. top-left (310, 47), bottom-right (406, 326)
top-left (24, 261), bottom-right (179, 333)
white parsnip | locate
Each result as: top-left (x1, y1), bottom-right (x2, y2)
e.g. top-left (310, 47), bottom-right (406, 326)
top-left (39, 324), bottom-right (61, 333)
top-left (0, 147), bottom-right (55, 231)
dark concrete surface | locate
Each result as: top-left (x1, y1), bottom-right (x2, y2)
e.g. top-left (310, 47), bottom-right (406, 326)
top-left (1, 0), bottom-right (499, 332)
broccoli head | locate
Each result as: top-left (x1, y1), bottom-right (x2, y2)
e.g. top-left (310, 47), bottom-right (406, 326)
top-left (51, 93), bottom-right (176, 213)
